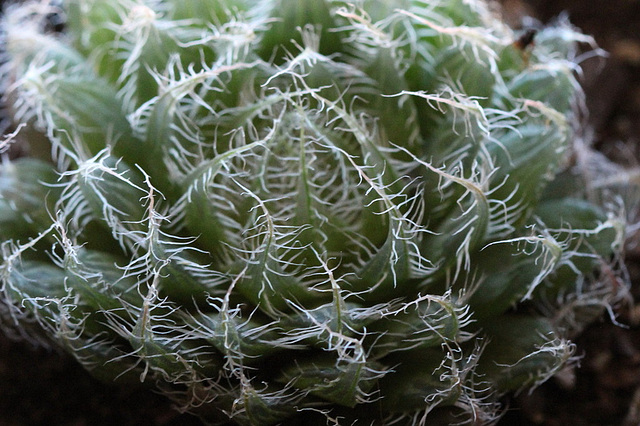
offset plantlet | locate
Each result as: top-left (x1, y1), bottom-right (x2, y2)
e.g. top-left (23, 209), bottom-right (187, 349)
top-left (0, 0), bottom-right (634, 424)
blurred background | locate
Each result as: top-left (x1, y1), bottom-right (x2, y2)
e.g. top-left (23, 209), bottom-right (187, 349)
top-left (502, 1), bottom-right (640, 425)
top-left (1, 1), bottom-right (639, 424)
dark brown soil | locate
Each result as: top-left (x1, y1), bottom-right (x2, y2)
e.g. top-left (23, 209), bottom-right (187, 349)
top-left (1, 1), bottom-right (640, 425)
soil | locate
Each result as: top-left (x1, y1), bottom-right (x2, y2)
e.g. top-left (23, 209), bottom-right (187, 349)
top-left (1, 1), bottom-right (640, 425)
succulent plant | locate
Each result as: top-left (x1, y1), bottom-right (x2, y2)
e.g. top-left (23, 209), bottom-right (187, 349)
top-left (0, 0), bottom-right (633, 424)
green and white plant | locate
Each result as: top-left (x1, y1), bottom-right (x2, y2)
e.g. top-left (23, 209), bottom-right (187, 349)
top-left (0, 0), bottom-right (635, 424)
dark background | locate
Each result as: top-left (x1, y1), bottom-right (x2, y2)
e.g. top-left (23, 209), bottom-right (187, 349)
top-left (1, 1), bottom-right (640, 424)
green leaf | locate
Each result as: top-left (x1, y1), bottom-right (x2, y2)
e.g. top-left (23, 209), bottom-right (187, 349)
top-left (137, 62), bottom-right (262, 198)
top-left (256, 0), bottom-right (342, 63)
top-left (378, 347), bottom-right (462, 413)
top-left (368, 295), bottom-right (461, 356)
top-left (487, 113), bottom-right (569, 225)
top-left (278, 353), bottom-right (377, 408)
top-left (475, 315), bottom-right (573, 393)
top-left (72, 153), bottom-right (148, 249)
top-left (4, 260), bottom-right (67, 302)
top-left (63, 248), bottom-right (140, 311)
top-left (0, 159), bottom-right (59, 242)
top-left (533, 198), bottom-right (621, 298)
top-left (191, 311), bottom-right (284, 363)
